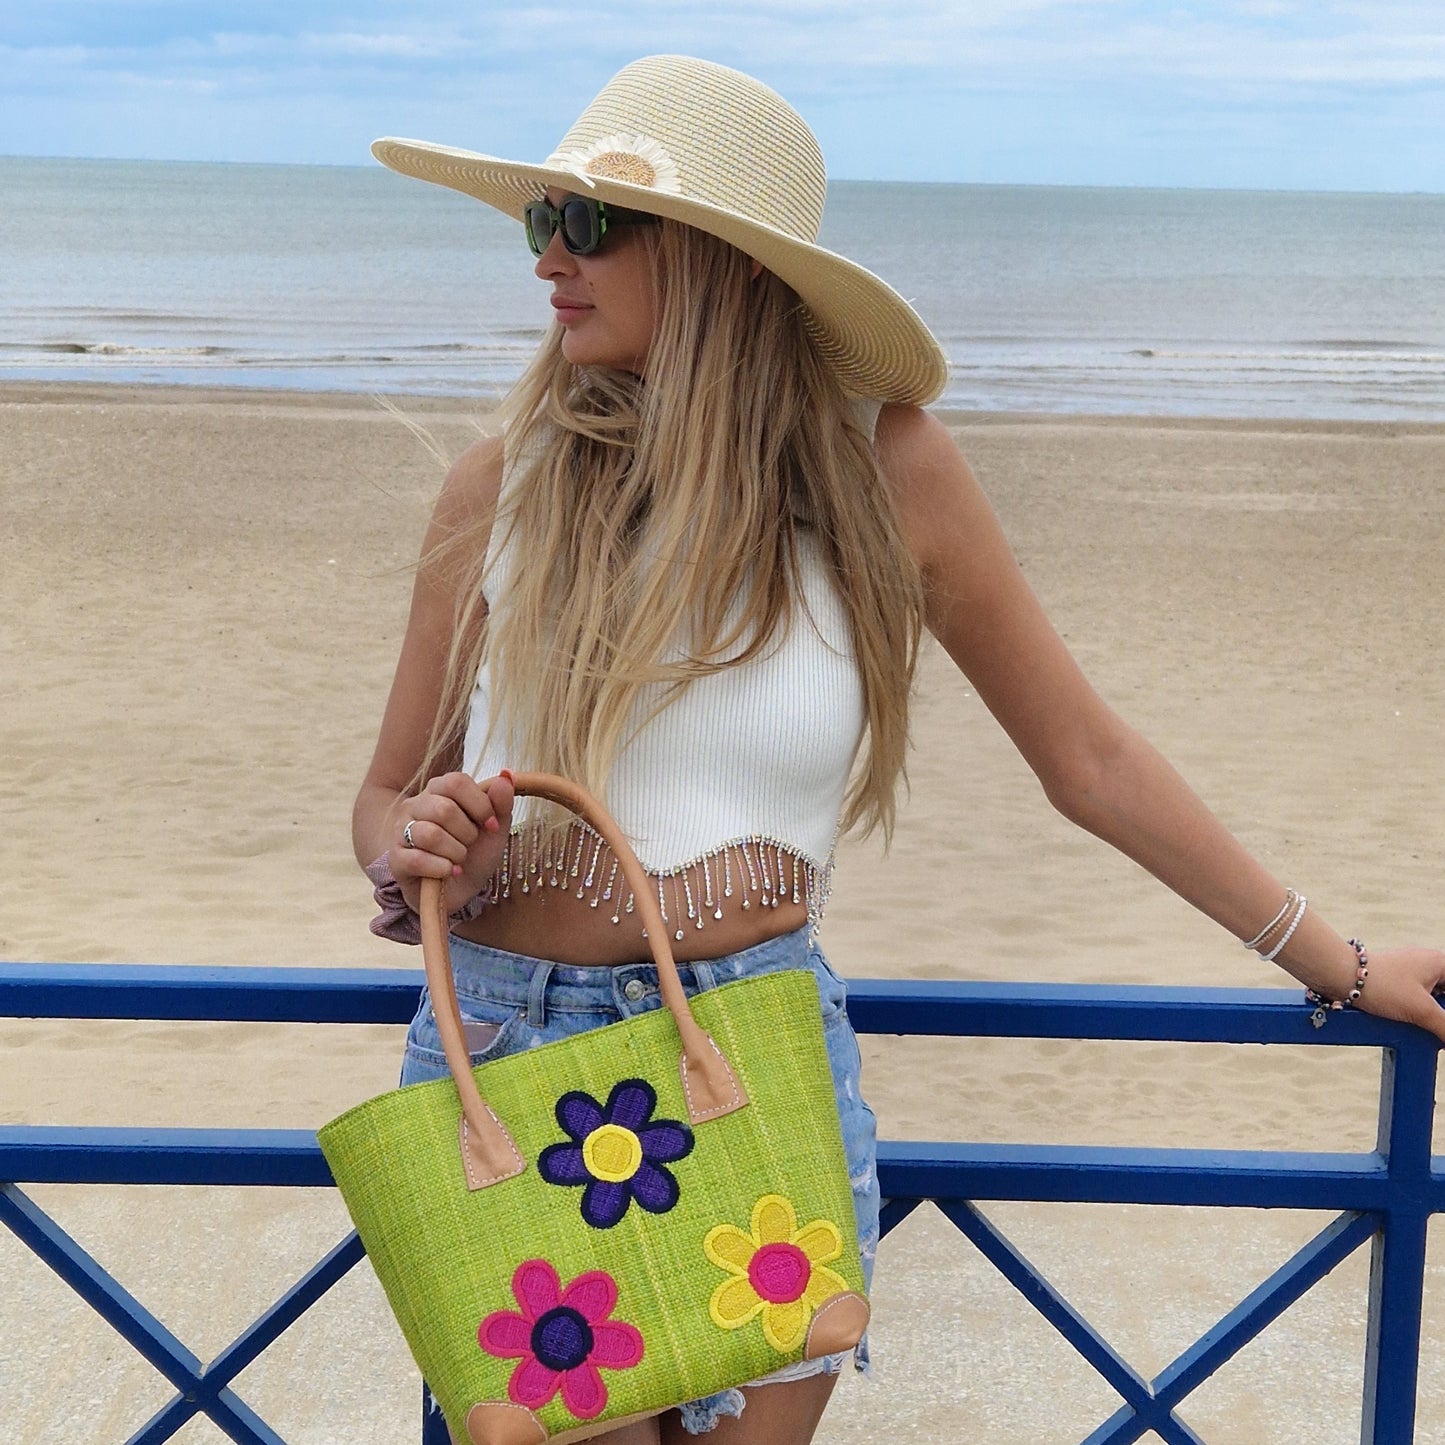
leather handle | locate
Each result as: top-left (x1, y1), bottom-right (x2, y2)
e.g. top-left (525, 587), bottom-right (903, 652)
top-left (419, 771), bottom-right (748, 1192)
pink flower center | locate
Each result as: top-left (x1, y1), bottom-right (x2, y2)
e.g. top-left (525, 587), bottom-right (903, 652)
top-left (748, 1241), bottom-right (811, 1304)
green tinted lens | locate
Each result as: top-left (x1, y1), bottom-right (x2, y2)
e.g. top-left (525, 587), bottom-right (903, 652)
top-left (523, 201), bottom-right (555, 257)
top-left (559, 197), bottom-right (603, 254)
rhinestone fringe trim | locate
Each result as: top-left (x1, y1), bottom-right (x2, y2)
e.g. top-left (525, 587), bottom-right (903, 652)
top-left (490, 821), bottom-right (834, 939)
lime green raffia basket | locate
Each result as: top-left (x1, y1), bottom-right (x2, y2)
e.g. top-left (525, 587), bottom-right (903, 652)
top-left (319, 773), bottom-right (867, 1445)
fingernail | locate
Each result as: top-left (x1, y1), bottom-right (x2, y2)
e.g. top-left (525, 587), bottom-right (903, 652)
top-left (452, 865), bottom-right (462, 877)
top-left (485, 816), bottom-right (500, 833)
top-left (500, 768), bottom-right (514, 781)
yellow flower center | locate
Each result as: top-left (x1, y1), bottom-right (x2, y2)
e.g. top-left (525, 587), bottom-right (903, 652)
top-left (585, 151), bottom-right (658, 186)
top-left (582, 1123), bottom-right (644, 1183)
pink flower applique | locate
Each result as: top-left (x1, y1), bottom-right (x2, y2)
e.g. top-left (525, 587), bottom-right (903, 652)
top-left (478, 1259), bottom-right (644, 1420)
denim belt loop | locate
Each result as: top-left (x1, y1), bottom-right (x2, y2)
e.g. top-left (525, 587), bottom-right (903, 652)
top-left (690, 959), bottom-right (719, 993)
top-left (526, 961), bottom-right (556, 1028)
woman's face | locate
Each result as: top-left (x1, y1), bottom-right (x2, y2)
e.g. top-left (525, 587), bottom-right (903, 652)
top-left (534, 190), bottom-right (657, 374)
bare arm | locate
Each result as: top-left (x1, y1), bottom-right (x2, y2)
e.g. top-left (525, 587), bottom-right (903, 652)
top-left (876, 403), bottom-right (1445, 1043)
top-left (353, 435), bottom-right (514, 916)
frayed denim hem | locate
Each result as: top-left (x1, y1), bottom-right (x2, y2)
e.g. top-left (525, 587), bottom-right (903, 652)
top-left (675, 1350), bottom-right (855, 1433)
top-left (676, 1386), bottom-right (747, 1435)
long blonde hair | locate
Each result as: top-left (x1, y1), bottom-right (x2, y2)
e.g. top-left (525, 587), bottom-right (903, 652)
top-left (423, 220), bottom-right (924, 841)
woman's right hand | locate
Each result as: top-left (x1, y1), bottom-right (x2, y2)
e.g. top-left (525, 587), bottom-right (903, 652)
top-left (388, 770), bottom-right (516, 915)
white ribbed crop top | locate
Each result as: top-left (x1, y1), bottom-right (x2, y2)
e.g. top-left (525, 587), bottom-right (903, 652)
top-left (461, 402), bottom-right (879, 925)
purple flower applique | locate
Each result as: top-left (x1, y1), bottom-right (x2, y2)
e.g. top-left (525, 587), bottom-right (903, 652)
top-left (537, 1078), bottom-right (694, 1229)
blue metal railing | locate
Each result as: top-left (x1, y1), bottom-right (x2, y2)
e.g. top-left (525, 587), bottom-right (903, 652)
top-left (2, 963), bottom-right (1439, 1444)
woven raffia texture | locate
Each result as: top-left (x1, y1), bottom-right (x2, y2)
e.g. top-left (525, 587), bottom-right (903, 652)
top-left (319, 969), bottom-right (862, 1442)
top-left (544, 56), bottom-right (827, 243)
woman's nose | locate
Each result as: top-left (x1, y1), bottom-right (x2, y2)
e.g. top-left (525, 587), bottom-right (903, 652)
top-left (533, 228), bottom-right (577, 279)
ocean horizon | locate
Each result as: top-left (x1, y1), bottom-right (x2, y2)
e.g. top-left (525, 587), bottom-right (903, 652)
top-left (3, 154), bottom-right (1443, 421)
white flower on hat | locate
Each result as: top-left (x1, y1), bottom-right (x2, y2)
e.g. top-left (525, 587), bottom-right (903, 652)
top-left (552, 133), bottom-right (683, 194)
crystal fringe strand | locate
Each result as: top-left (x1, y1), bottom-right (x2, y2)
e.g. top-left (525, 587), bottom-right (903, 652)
top-left (489, 821), bottom-right (833, 936)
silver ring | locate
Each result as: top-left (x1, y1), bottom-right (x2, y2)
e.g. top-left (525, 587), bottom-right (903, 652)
top-left (402, 820), bottom-right (418, 849)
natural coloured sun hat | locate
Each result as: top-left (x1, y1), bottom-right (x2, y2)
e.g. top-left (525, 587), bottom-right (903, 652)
top-left (373, 54), bottom-right (949, 406)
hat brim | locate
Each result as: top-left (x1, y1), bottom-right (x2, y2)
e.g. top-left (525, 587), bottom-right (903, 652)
top-left (372, 137), bottom-right (948, 407)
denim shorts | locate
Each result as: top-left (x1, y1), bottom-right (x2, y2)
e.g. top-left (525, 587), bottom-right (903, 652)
top-left (400, 925), bottom-right (879, 1435)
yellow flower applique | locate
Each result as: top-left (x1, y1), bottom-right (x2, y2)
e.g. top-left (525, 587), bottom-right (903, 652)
top-left (703, 1194), bottom-right (851, 1353)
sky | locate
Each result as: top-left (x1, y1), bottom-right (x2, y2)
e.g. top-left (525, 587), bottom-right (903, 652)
top-left (2, 1), bottom-right (1443, 191)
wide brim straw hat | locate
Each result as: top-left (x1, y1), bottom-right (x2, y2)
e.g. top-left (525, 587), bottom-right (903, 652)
top-left (373, 54), bottom-right (948, 406)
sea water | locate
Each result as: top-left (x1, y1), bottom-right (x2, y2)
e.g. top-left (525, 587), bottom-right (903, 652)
top-left (2, 154), bottom-right (1442, 419)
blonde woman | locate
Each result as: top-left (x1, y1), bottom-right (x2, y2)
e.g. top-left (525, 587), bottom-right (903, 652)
top-left (353, 56), bottom-right (1445, 1445)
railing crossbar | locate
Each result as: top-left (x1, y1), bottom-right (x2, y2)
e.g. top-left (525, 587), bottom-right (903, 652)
top-left (11, 1125), bottom-right (1442, 1211)
top-left (0, 1125), bottom-right (336, 1186)
top-left (874, 1139), bottom-right (1418, 1211)
top-left (1, 966), bottom-right (1409, 1047)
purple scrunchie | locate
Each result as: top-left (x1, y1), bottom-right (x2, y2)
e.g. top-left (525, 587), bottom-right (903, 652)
top-left (364, 852), bottom-right (495, 945)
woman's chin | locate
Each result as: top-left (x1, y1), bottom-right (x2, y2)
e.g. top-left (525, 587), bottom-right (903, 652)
top-left (560, 337), bottom-right (646, 375)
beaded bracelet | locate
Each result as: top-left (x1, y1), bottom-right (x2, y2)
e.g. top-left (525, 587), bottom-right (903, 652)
top-left (1260, 895), bottom-right (1307, 962)
top-left (1304, 939), bottom-right (1369, 1029)
top-left (1243, 888), bottom-right (1298, 952)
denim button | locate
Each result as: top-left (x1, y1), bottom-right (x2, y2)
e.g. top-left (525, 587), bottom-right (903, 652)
top-left (623, 978), bottom-right (650, 1002)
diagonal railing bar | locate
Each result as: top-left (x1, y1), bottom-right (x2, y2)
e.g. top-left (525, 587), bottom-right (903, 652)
top-left (0, 1184), bottom-right (281, 1445)
top-left (202, 1230), bottom-right (366, 1388)
top-left (127, 1383), bottom-right (286, 1445)
top-left (1147, 1209), bottom-right (1379, 1408)
top-left (878, 1195), bottom-right (923, 1238)
top-left (933, 1199), bottom-right (1161, 1431)
top-left (0, 1181), bottom-right (365, 1445)
top-left (1085, 1400), bottom-right (1207, 1445)
top-left (125, 1233), bottom-right (366, 1445)
top-left (1, 1181), bottom-right (207, 1392)
top-left (1081, 1209), bottom-right (1380, 1445)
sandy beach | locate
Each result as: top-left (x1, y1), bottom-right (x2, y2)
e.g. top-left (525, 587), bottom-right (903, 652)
top-left (3, 383), bottom-right (1444, 1443)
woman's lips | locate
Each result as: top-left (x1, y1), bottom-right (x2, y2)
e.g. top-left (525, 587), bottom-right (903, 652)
top-left (551, 297), bottom-right (592, 325)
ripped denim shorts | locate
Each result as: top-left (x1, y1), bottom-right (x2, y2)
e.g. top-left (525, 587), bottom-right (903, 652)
top-left (400, 924), bottom-right (880, 1435)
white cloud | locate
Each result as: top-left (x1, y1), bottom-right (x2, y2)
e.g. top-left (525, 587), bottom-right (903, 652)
top-left (301, 31), bottom-right (462, 60)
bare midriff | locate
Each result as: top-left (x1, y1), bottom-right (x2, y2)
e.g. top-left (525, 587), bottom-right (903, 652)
top-left (452, 855), bottom-right (810, 966)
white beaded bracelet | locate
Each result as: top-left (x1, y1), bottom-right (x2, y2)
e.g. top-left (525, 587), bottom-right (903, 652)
top-left (1260, 895), bottom-right (1308, 962)
top-left (1243, 889), bottom-right (1298, 952)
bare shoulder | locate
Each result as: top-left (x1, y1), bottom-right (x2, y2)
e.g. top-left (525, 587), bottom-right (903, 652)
top-left (874, 401), bottom-right (956, 458)
top-left (414, 432), bottom-right (506, 601)
top-left (432, 432), bottom-right (506, 531)
top-left (872, 403), bottom-right (987, 573)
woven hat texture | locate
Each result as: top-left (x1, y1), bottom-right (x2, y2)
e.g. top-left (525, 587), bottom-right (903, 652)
top-left (372, 54), bottom-right (948, 405)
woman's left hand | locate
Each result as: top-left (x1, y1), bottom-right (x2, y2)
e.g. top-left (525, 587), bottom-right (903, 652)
top-left (1352, 946), bottom-right (1445, 1046)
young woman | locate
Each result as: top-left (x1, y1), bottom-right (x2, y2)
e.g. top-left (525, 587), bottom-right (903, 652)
top-left (353, 55), bottom-right (1445, 1445)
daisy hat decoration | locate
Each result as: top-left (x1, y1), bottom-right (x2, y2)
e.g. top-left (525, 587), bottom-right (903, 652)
top-left (550, 132), bottom-right (683, 193)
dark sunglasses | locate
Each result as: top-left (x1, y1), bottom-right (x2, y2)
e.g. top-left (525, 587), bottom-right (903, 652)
top-left (523, 195), bottom-right (658, 257)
